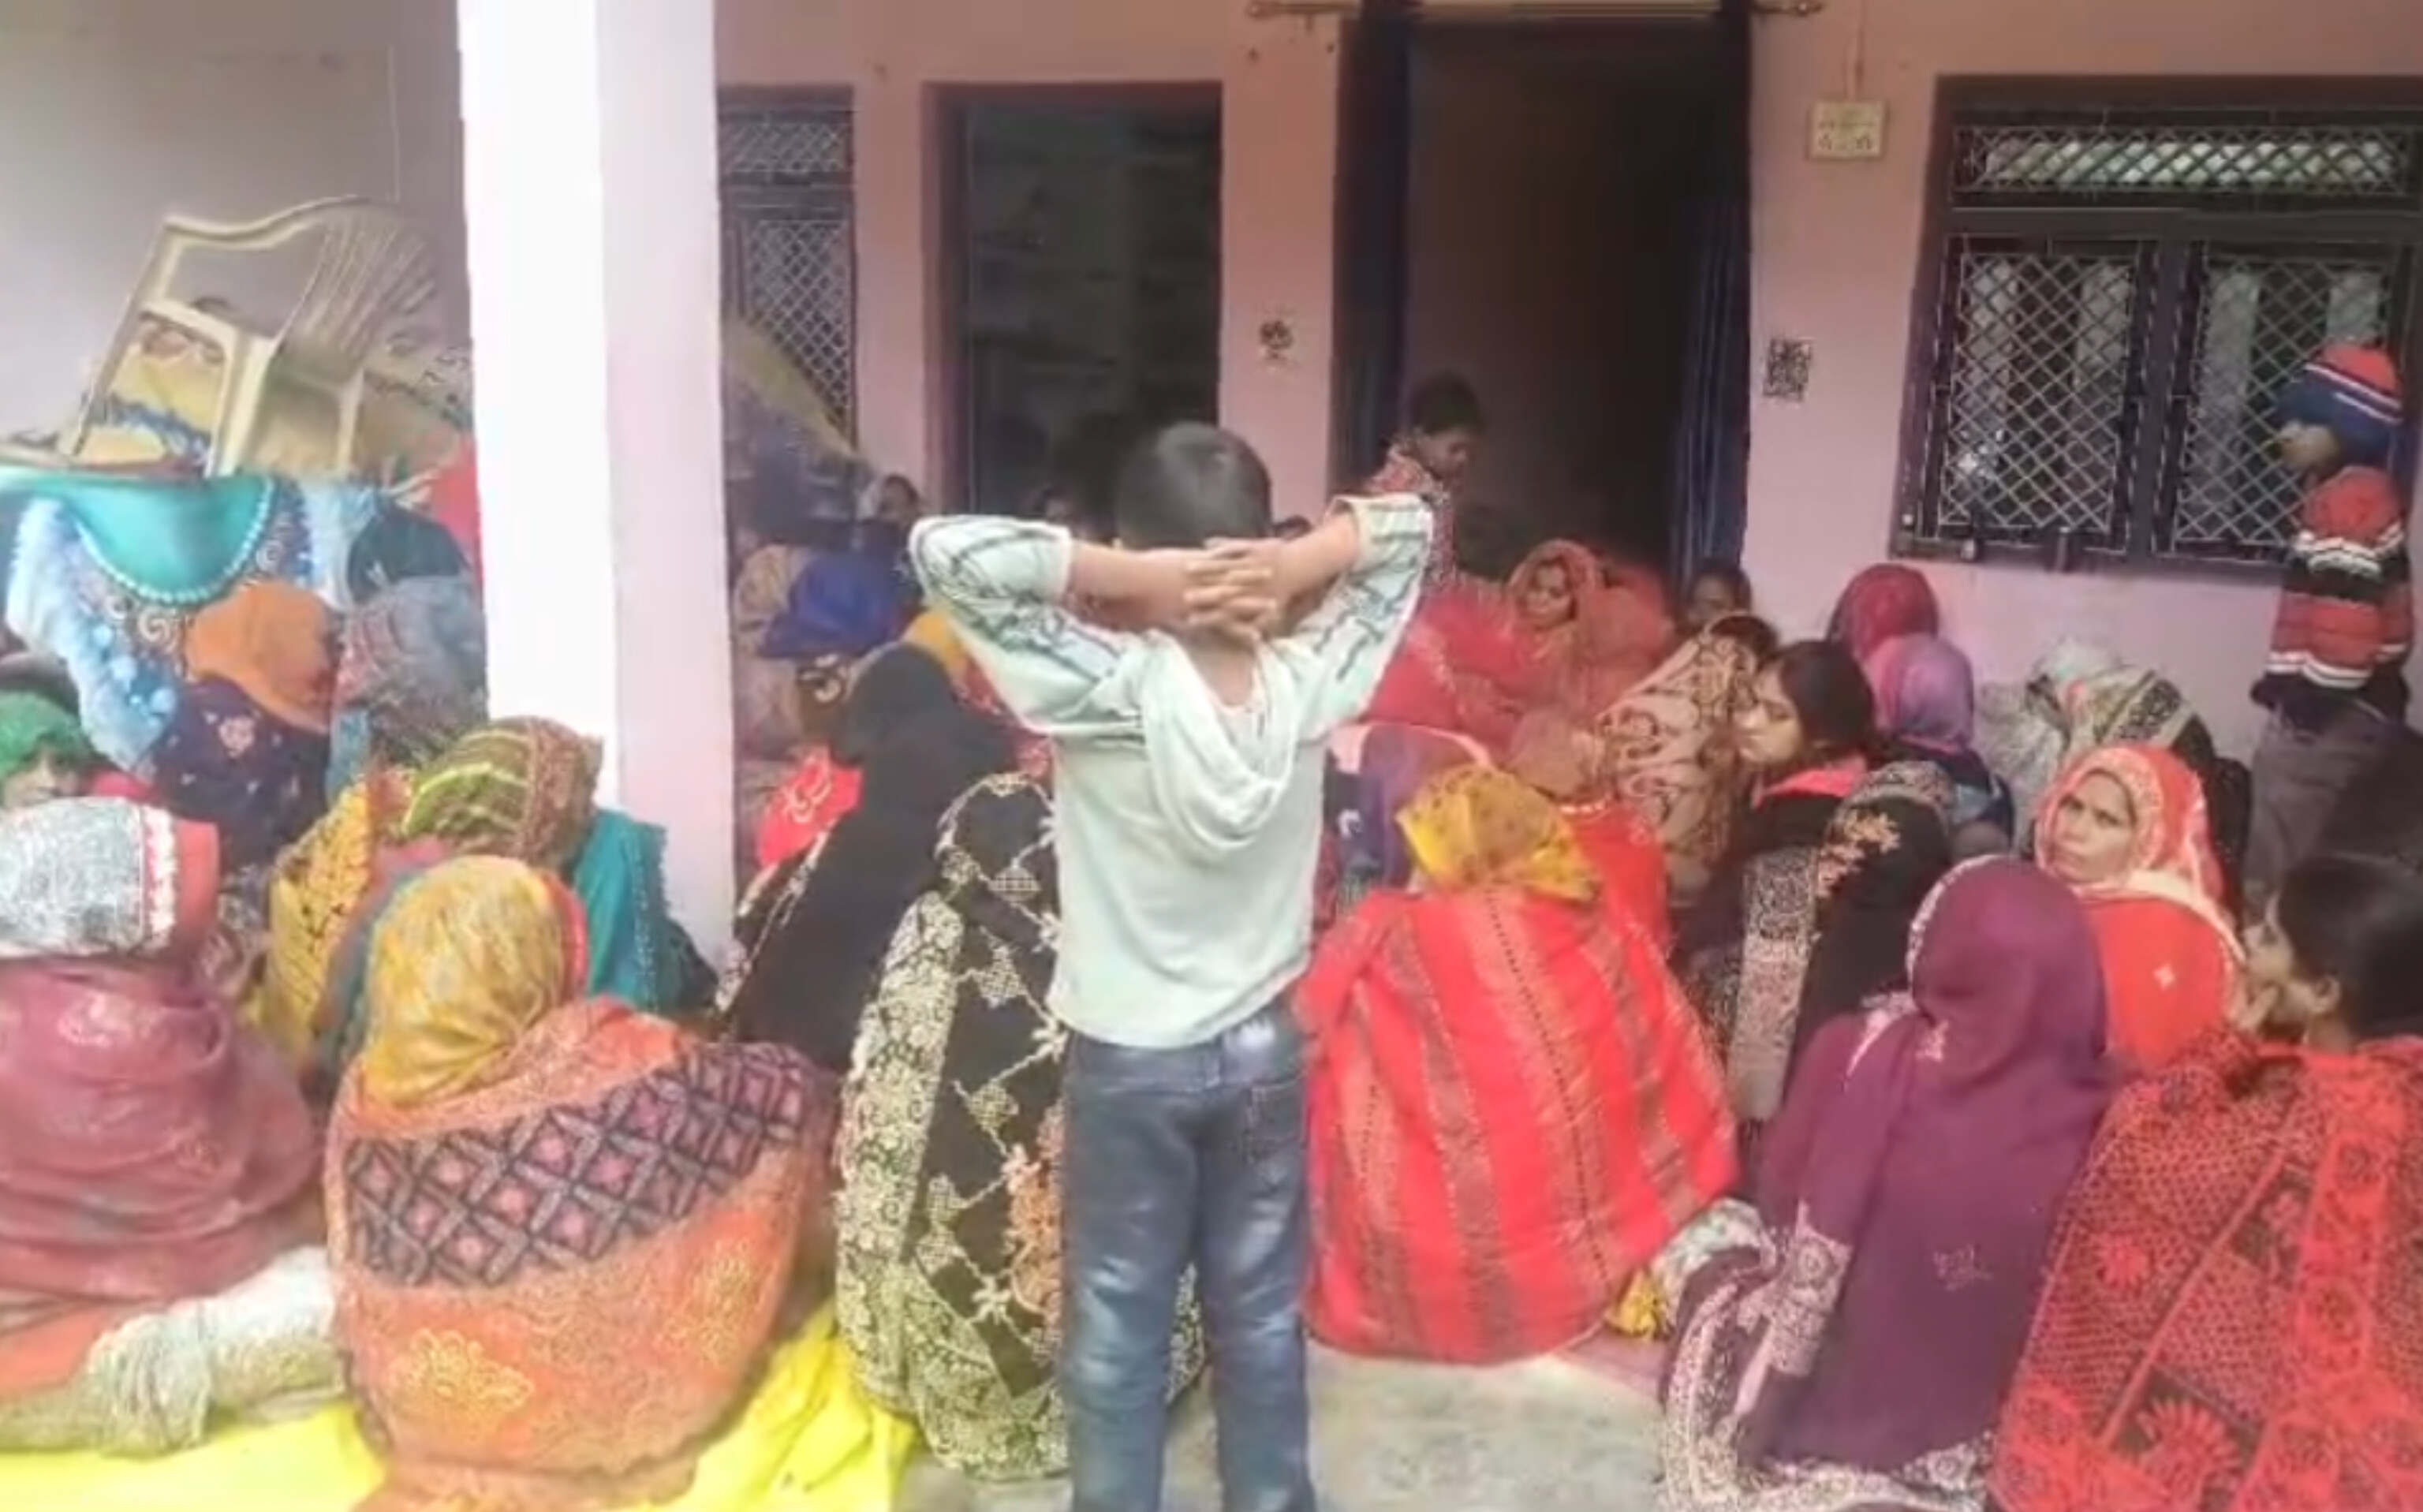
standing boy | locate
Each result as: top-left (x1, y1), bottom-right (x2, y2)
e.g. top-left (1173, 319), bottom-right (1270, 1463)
top-left (2249, 344), bottom-right (2411, 901)
top-left (910, 424), bottom-right (1431, 1512)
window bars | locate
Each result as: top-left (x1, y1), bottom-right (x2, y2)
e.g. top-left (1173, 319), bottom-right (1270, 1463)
top-left (1901, 96), bottom-right (2423, 571)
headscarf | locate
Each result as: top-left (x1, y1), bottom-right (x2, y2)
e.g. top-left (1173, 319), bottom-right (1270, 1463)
top-left (902, 610), bottom-right (973, 687)
top-left (1601, 630), bottom-right (1761, 885)
top-left (147, 677), bottom-right (333, 873)
top-left (568, 808), bottom-right (686, 1013)
top-left (0, 691), bottom-right (95, 790)
top-left (180, 581), bottom-right (335, 736)
top-left (1827, 563), bottom-right (1941, 663)
top-left (1663, 861), bottom-right (2115, 1502)
top-left (721, 646), bottom-right (1021, 1071)
top-left (1864, 633), bottom-right (1977, 750)
top-left (353, 857), bottom-right (588, 1109)
top-left (1347, 723), bottom-right (1480, 888)
top-left (761, 547), bottom-right (910, 661)
top-left (0, 798), bottom-right (219, 960)
top-left (396, 716), bottom-right (603, 872)
top-left (345, 504), bottom-right (469, 603)
top-left (2034, 744), bottom-right (2234, 941)
top-left (1508, 540), bottom-right (1676, 717)
top-left (2034, 744), bottom-right (2242, 1072)
top-left (1397, 767), bottom-right (1598, 902)
top-left (330, 576), bottom-right (488, 793)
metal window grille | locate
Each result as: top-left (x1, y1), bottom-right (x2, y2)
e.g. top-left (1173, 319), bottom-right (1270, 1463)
top-left (1901, 94), bottom-right (2423, 573)
top-left (719, 99), bottom-right (856, 432)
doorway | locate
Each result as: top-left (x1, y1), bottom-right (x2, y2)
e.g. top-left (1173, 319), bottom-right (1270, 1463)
top-left (940, 90), bottom-right (1223, 519)
top-left (1341, 18), bottom-right (1724, 566)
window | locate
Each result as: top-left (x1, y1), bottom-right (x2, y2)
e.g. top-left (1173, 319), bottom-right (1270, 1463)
top-left (719, 95), bottom-right (857, 433)
top-left (1898, 85), bottom-right (2423, 573)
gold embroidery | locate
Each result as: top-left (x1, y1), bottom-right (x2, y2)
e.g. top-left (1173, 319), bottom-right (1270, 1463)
top-left (385, 1329), bottom-right (536, 1421)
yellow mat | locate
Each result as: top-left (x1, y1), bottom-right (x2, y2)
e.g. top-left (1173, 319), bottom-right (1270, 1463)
top-left (0, 1305), bottom-right (917, 1512)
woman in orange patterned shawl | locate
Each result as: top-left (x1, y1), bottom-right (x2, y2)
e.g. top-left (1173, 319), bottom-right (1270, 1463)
top-left (2036, 744), bottom-right (2241, 1073)
top-left (1992, 852), bottom-right (2423, 1512)
top-left (1299, 766), bottom-right (1736, 1364)
top-left (1591, 629), bottom-right (1762, 908)
top-left (328, 856), bottom-right (838, 1512)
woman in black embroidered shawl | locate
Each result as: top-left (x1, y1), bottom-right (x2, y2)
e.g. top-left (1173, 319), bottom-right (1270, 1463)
top-left (1674, 640), bottom-right (1879, 1136)
top-left (1787, 761), bottom-right (1958, 1082)
top-left (832, 771), bottom-right (1204, 1478)
top-left (715, 643), bottom-right (1020, 1071)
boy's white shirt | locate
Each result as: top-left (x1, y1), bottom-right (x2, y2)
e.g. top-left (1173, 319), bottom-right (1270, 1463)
top-left (909, 496), bottom-right (1434, 1047)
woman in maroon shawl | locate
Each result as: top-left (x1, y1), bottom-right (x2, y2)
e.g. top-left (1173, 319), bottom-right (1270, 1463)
top-left (1657, 857), bottom-right (2117, 1512)
top-left (1827, 562), bottom-right (1940, 663)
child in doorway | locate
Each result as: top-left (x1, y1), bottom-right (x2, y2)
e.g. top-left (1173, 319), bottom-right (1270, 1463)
top-left (2247, 345), bottom-right (2412, 902)
top-left (910, 424), bottom-right (1432, 1512)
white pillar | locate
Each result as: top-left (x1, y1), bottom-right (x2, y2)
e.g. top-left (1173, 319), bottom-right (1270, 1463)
top-left (455, 0), bottom-right (735, 947)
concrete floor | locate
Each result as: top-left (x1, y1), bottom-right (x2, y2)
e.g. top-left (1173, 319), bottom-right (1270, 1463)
top-left (898, 1346), bottom-right (1664, 1512)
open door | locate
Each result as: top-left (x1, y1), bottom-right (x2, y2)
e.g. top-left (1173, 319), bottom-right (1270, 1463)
top-left (1328, 0), bottom-right (1416, 491)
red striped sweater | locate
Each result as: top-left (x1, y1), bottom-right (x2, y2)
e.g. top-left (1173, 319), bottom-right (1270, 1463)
top-left (2258, 464), bottom-right (2413, 720)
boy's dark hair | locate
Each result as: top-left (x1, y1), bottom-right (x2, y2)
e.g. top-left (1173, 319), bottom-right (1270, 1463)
top-left (1705, 611), bottom-right (1781, 663)
top-left (1405, 373), bottom-right (1487, 438)
top-left (1111, 423), bottom-right (1274, 550)
top-left (1691, 559), bottom-right (1755, 606)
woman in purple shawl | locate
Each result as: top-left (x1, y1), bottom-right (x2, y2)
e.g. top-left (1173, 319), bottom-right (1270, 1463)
top-left (1656, 857), bottom-right (2115, 1512)
top-left (1865, 633), bottom-right (2015, 857)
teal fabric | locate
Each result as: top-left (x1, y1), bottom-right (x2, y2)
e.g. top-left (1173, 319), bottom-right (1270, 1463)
top-left (0, 468), bottom-right (278, 604)
top-left (570, 808), bottom-right (683, 1015)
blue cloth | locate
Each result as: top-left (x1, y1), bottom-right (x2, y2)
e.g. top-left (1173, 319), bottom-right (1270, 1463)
top-left (0, 472), bottom-right (371, 766)
top-left (570, 808), bottom-right (684, 1015)
top-left (760, 548), bottom-right (909, 661)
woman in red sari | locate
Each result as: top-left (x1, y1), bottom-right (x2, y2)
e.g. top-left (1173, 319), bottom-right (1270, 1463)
top-left (1507, 540), bottom-right (1675, 723)
top-left (2036, 743), bottom-right (2240, 1072)
top-left (1992, 851), bottom-right (2423, 1512)
top-left (1300, 764), bottom-right (1736, 1364)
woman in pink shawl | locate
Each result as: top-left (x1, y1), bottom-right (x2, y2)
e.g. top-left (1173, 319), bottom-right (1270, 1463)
top-left (1657, 857), bottom-right (2117, 1512)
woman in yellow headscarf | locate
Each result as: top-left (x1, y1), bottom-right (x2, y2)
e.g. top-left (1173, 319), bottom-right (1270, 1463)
top-left (1296, 764), bottom-right (1736, 1365)
top-left (327, 856), bottom-right (842, 1512)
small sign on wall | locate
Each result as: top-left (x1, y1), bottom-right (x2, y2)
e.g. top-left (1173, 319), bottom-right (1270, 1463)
top-left (1809, 99), bottom-right (1887, 161)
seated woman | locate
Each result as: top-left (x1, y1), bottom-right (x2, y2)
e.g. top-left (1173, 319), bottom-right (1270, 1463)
top-left (1862, 632), bottom-right (2014, 855)
top-left (324, 575), bottom-right (488, 799)
top-left (1590, 628), bottom-right (1763, 906)
top-left (327, 856), bottom-right (837, 1511)
top-left (0, 692), bottom-right (101, 809)
top-left (1978, 643), bottom-right (2252, 904)
top-left (2036, 744), bottom-right (2240, 1073)
top-left (1789, 761), bottom-right (1958, 1077)
top-left (1681, 560), bottom-right (1754, 635)
top-left (1509, 539), bottom-right (1674, 722)
top-left (390, 716), bottom-right (696, 1017)
top-left (1991, 852), bottom-right (2423, 1512)
top-left (1826, 560), bottom-right (1940, 663)
top-left (1659, 859), bottom-right (2117, 1512)
top-left (836, 771), bottom-right (1204, 1478)
top-left (1675, 640), bottom-right (1875, 1130)
top-left (0, 799), bottom-right (329, 1454)
top-left (717, 645), bottom-right (1021, 1073)
top-left (150, 581), bottom-right (337, 875)
top-left (1300, 766), bottom-right (1736, 1364)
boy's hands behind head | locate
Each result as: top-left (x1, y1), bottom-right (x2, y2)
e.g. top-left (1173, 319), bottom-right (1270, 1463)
top-left (1182, 539), bottom-right (1285, 644)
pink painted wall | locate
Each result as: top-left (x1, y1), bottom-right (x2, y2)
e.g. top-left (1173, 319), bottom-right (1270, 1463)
top-left (1745, 0), bottom-right (2423, 752)
top-left (716, 0), bottom-right (1345, 516)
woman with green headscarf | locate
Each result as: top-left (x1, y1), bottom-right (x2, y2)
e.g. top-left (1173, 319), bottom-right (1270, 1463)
top-left (0, 692), bottom-right (101, 809)
top-left (379, 715), bottom-right (702, 1017)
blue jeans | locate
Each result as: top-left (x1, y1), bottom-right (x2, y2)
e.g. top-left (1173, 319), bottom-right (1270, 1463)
top-left (1060, 1000), bottom-right (1316, 1512)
